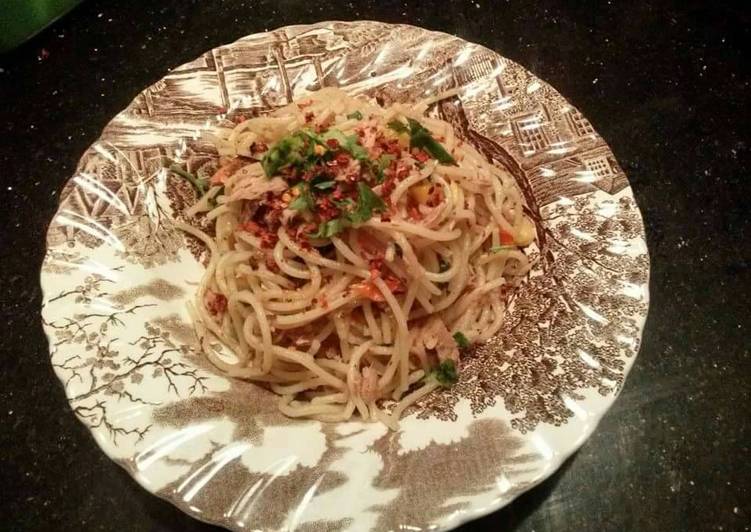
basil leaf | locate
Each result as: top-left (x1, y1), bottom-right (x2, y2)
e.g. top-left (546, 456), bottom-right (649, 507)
top-left (452, 331), bottom-right (470, 350)
top-left (347, 111), bottom-right (363, 120)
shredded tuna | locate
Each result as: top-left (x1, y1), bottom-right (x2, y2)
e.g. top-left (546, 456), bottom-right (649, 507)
top-left (358, 123), bottom-right (380, 156)
top-left (229, 173), bottom-right (288, 202)
top-left (416, 316), bottom-right (459, 363)
top-left (210, 158), bottom-right (246, 185)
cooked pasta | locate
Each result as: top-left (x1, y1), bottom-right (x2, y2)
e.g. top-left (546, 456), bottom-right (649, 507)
top-left (175, 88), bottom-right (535, 428)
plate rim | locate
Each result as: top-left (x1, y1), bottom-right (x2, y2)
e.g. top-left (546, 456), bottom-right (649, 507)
top-left (40, 19), bottom-right (651, 531)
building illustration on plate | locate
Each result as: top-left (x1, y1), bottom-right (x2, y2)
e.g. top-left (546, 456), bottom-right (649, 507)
top-left (114, 24), bottom-right (627, 219)
top-left (443, 50), bottom-right (628, 206)
top-left (128, 27), bottom-right (352, 118)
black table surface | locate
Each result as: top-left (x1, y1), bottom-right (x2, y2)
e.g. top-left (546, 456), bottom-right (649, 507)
top-left (1, 1), bottom-right (749, 530)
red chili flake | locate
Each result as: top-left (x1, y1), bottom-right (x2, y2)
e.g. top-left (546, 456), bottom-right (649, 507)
top-left (295, 223), bottom-right (316, 241)
top-left (319, 294), bottom-right (329, 309)
top-left (250, 141), bottom-right (268, 154)
top-left (317, 197), bottom-right (339, 221)
top-left (369, 258), bottom-right (384, 279)
top-left (332, 187), bottom-right (345, 201)
top-left (267, 195), bottom-right (286, 211)
top-left (414, 150), bottom-right (430, 163)
top-left (426, 185), bottom-right (444, 208)
top-left (350, 281), bottom-right (384, 302)
top-left (239, 220), bottom-right (277, 247)
top-left (380, 211), bottom-right (392, 222)
top-left (260, 232), bottom-right (278, 249)
top-left (381, 139), bottom-right (402, 156)
top-left (239, 221), bottom-right (262, 235)
top-left (384, 274), bottom-right (406, 294)
top-left (205, 291), bottom-right (228, 316)
top-left (264, 253), bottom-right (280, 272)
top-left (381, 177), bottom-right (397, 198)
top-left (305, 111), bottom-right (315, 123)
top-left (408, 203), bottom-right (423, 220)
top-left (395, 162), bottom-right (410, 180)
top-left (326, 139), bottom-right (340, 150)
top-left (500, 229), bottom-right (516, 245)
top-left (335, 152), bottom-right (350, 166)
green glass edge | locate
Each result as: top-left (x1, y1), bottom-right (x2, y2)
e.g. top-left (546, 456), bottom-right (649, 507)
top-left (0, 0), bottom-right (84, 53)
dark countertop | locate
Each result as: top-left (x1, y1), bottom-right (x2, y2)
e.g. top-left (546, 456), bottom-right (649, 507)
top-left (1, 1), bottom-right (749, 530)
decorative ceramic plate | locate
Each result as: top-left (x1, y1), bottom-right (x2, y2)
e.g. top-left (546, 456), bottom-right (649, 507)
top-left (40, 21), bottom-right (649, 532)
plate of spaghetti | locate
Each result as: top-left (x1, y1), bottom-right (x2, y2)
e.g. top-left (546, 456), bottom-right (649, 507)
top-left (41, 21), bottom-right (650, 532)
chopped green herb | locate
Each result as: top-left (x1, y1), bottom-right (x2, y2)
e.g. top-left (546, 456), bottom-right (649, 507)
top-left (261, 133), bottom-right (307, 177)
top-left (320, 129), bottom-right (347, 145)
top-left (452, 331), bottom-right (471, 350)
top-left (308, 183), bottom-right (386, 240)
top-left (430, 359), bottom-right (459, 387)
top-left (300, 129), bottom-right (325, 144)
top-left (321, 129), bottom-right (369, 161)
top-left (169, 164), bottom-right (208, 195)
top-left (333, 198), bottom-right (355, 211)
top-left (373, 154), bottom-right (395, 183)
top-left (289, 183), bottom-right (315, 211)
top-left (378, 154), bottom-right (395, 169)
top-left (406, 118), bottom-right (456, 164)
top-left (489, 245), bottom-right (515, 253)
top-left (208, 185), bottom-right (225, 208)
top-left (263, 127), bottom-right (373, 179)
top-left (313, 180), bottom-right (337, 191)
top-left (386, 118), bottom-right (456, 164)
top-left (348, 182), bottom-right (386, 225)
top-left (387, 119), bottom-right (409, 134)
top-left (310, 218), bottom-right (348, 239)
top-left (346, 110), bottom-right (364, 120)
top-left (347, 139), bottom-right (369, 161)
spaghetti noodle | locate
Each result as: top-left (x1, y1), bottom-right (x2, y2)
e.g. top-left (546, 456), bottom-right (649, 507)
top-left (175, 88), bottom-right (535, 429)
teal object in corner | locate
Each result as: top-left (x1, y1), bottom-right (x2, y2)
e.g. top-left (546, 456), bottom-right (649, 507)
top-left (0, 0), bottom-right (84, 53)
